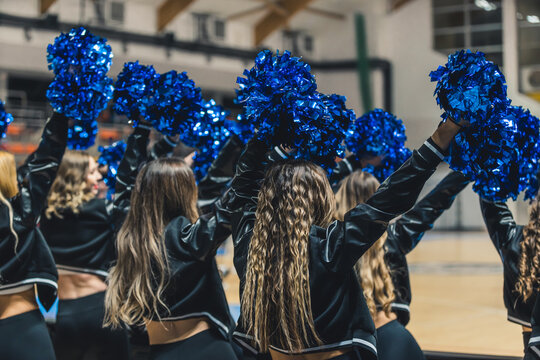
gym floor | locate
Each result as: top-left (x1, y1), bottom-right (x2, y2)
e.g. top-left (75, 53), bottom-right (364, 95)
top-left (216, 231), bottom-right (523, 358)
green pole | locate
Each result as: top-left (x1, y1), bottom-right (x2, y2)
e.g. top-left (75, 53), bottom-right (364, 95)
top-left (355, 13), bottom-right (373, 113)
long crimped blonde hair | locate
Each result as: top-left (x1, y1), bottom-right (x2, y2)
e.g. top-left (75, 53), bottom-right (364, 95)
top-left (45, 150), bottom-right (95, 218)
top-left (0, 151), bottom-right (19, 248)
top-left (335, 170), bottom-right (395, 318)
top-left (104, 158), bottom-right (199, 328)
top-left (241, 160), bottom-right (335, 352)
top-left (516, 199), bottom-right (540, 301)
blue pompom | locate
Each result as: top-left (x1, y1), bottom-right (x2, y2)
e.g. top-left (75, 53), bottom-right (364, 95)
top-left (0, 100), bottom-right (13, 139)
top-left (182, 99), bottom-right (231, 181)
top-left (146, 70), bottom-right (203, 136)
top-left (364, 147), bottom-right (412, 183)
top-left (46, 27), bottom-right (114, 122)
top-left (67, 120), bottom-right (98, 150)
top-left (47, 72), bottom-right (114, 122)
top-left (430, 49), bottom-right (508, 125)
top-left (236, 50), bottom-right (352, 171)
top-left (47, 27), bottom-right (113, 76)
top-left (448, 105), bottom-right (540, 201)
top-left (98, 140), bottom-right (127, 198)
top-left (113, 61), bottom-right (159, 122)
top-left (346, 109), bottom-right (407, 157)
top-left (224, 114), bottom-right (254, 144)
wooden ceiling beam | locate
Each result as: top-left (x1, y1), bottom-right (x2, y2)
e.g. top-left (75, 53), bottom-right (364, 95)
top-left (157, 0), bottom-right (197, 32)
top-left (40, 0), bottom-right (57, 14)
top-left (254, 0), bottom-right (315, 46)
top-left (304, 7), bottom-right (345, 21)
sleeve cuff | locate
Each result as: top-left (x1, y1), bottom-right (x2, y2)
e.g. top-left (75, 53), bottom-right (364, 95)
top-left (342, 158), bottom-right (354, 173)
top-left (136, 123), bottom-right (152, 131)
top-left (273, 146), bottom-right (288, 159)
top-left (424, 137), bottom-right (447, 160)
top-left (164, 136), bottom-right (177, 147)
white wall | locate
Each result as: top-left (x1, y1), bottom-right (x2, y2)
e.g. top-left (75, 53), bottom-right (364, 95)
top-left (0, 0), bottom-right (536, 226)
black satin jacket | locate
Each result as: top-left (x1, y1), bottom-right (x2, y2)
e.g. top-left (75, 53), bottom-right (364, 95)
top-left (479, 198), bottom-right (536, 327)
top-left (331, 158), bottom-right (469, 325)
top-left (147, 205), bottom-right (236, 339)
top-left (0, 113), bottom-right (68, 309)
top-left (226, 138), bottom-right (445, 359)
top-left (385, 171), bottom-right (469, 325)
top-left (40, 126), bottom-right (169, 278)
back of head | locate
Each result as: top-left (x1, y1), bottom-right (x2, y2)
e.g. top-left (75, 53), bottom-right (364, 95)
top-left (517, 198), bottom-right (540, 301)
top-left (241, 159), bottom-right (334, 352)
top-left (104, 157), bottom-right (198, 328)
top-left (335, 170), bottom-right (395, 318)
top-left (45, 150), bottom-right (94, 218)
top-left (0, 151), bottom-right (17, 199)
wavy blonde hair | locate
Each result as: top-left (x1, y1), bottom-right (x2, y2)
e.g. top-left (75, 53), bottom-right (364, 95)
top-left (0, 151), bottom-right (19, 248)
top-left (516, 199), bottom-right (540, 301)
top-left (104, 158), bottom-right (199, 328)
top-left (335, 170), bottom-right (395, 318)
top-left (241, 160), bottom-right (335, 352)
top-left (45, 151), bottom-right (94, 218)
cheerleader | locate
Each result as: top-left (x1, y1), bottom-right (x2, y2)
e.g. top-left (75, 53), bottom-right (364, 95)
top-left (479, 194), bottom-right (540, 355)
top-left (334, 170), bottom-right (425, 360)
top-left (228, 119), bottom-right (462, 360)
top-left (333, 162), bottom-right (469, 325)
top-left (103, 142), bottom-right (238, 360)
top-left (39, 125), bottom-right (175, 360)
top-left (0, 112), bottom-right (68, 360)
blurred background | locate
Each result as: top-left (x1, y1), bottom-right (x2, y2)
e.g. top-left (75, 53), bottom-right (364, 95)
top-left (1, 0), bottom-right (540, 358)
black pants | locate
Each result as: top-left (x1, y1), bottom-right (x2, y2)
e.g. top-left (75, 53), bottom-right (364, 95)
top-left (53, 291), bottom-right (129, 360)
top-left (150, 328), bottom-right (238, 360)
top-left (376, 320), bottom-right (425, 360)
top-left (0, 309), bottom-right (56, 360)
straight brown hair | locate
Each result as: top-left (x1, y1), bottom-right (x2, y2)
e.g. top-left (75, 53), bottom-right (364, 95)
top-left (104, 157), bottom-right (199, 328)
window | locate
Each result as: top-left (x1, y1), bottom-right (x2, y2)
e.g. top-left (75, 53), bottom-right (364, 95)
top-left (432, 0), bottom-right (503, 66)
top-left (517, 0), bottom-right (540, 101)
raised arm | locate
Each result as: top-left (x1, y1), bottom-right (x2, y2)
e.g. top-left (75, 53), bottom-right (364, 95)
top-left (323, 120), bottom-right (461, 271)
top-left (479, 198), bottom-right (519, 259)
top-left (17, 112), bottom-right (68, 220)
top-left (386, 170), bottom-right (470, 255)
top-left (148, 135), bottom-right (177, 161)
top-left (329, 155), bottom-right (361, 189)
top-left (112, 124), bottom-right (151, 225)
top-left (197, 134), bottom-right (243, 215)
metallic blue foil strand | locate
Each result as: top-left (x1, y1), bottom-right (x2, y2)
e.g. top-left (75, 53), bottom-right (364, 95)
top-left (429, 49), bottom-right (508, 125)
top-left (0, 101), bottom-right (13, 139)
top-left (67, 120), bottom-right (98, 150)
top-left (98, 140), bottom-right (127, 199)
top-left (236, 50), bottom-right (353, 172)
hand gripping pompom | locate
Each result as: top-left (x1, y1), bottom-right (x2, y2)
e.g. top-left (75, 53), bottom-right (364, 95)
top-left (236, 50), bottom-right (353, 172)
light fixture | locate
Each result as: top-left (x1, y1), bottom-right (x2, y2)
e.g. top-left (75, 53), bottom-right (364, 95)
top-left (527, 15), bottom-right (540, 23)
top-left (474, 0), bottom-right (497, 12)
